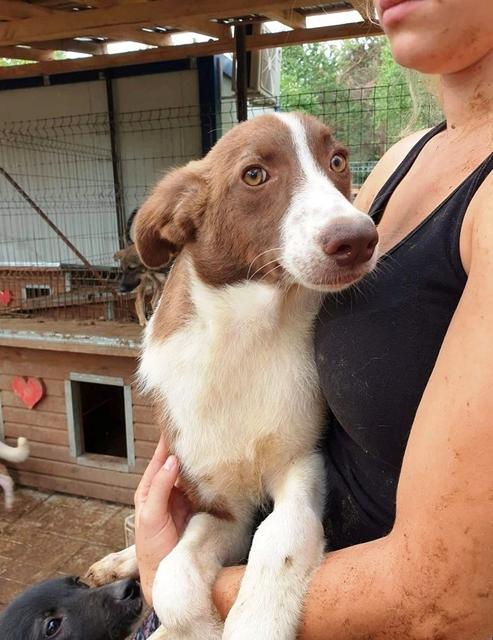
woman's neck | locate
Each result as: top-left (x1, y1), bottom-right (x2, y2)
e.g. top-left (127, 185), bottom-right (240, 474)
top-left (439, 48), bottom-right (493, 134)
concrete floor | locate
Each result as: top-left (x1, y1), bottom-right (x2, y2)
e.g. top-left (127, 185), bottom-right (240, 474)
top-left (0, 488), bottom-right (133, 610)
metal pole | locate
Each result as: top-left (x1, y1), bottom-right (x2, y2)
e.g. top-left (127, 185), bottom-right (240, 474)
top-left (0, 166), bottom-right (104, 283)
top-left (105, 73), bottom-right (126, 250)
top-left (235, 25), bottom-right (248, 122)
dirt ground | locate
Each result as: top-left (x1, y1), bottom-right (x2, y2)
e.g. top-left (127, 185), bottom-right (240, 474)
top-left (0, 487), bottom-right (133, 610)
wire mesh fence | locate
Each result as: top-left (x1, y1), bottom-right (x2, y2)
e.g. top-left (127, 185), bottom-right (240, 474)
top-left (0, 83), bottom-right (442, 323)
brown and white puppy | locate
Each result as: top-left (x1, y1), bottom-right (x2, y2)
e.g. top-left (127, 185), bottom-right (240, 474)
top-left (89, 112), bottom-right (378, 640)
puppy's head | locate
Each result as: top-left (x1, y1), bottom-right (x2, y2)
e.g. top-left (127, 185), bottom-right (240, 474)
top-left (0, 576), bottom-right (142, 640)
top-left (134, 112), bottom-right (378, 292)
top-left (114, 244), bottom-right (145, 293)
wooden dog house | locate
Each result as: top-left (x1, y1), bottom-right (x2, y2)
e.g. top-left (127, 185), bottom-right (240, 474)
top-left (0, 319), bottom-right (157, 504)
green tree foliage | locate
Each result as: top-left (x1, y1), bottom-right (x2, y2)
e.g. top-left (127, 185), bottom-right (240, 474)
top-left (280, 38), bottom-right (442, 165)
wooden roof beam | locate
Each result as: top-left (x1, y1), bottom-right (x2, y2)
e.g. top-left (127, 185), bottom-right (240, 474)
top-left (0, 21), bottom-right (384, 79)
top-left (0, 0), bottom-right (292, 46)
top-left (100, 25), bottom-right (172, 47)
top-left (28, 38), bottom-right (107, 55)
top-left (0, 0), bottom-right (54, 20)
top-left (68, 1), bottom-right (233, 38)
top-left (260, 8), bottom-right (306, 29)
top-left (164, 19), bottom-right (231, 40)
top-left (0, 45), bottom-right (56, 62)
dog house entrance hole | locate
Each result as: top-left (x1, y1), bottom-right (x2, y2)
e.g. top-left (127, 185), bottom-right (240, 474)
top-left (67, 374), bottom-right (135, 469)
top-left (79, 381), bottom-right (126, 457)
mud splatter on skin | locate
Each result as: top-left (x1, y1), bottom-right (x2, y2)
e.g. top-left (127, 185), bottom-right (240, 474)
top-left (469, 89), bottom-right (490, 113)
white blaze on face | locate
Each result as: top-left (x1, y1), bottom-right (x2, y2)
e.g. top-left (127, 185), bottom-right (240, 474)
top-left (276, 112), bottom-right (377, 291)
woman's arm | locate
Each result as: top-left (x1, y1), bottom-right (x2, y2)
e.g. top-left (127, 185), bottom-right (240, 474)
top-left (213, 176), bottom-right (493, 639)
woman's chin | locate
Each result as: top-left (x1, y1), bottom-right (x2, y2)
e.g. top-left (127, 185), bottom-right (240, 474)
top-left (388, 32), bottom-right (493, 75)
top-left (387, 35), bottom-right (445, 73)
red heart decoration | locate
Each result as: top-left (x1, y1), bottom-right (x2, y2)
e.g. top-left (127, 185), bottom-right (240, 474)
top-left (0, 290), bottom-right (12, 305)
top-left (11, 377), bottom-right (44, 409)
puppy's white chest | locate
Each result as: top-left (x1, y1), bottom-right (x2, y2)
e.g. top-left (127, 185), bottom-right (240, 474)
top-left (140, 278), bottom-right (323, 482)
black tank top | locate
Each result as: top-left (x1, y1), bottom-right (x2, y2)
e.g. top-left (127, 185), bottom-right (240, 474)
top-left (316, 123), bottom-right (493, 551)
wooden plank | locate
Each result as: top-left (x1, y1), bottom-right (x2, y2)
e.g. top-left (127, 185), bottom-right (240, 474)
top-left (101, 25), bottom-right (172, 47)
top-left (1, 390), bottom-right (66, 414)
top-left (134, 440), bottom-right (157, 459)
top-left (0, 318), bottom-right (142, 344)
top-left (0, 45), bottom-right (56, 61)
top-left (0, 347), bottom-right (137, 381)
top-left (4, 435), bottom-right (149, 473)
top-left (0, 335), bottom-right (139, 358)
top-left (5, 418), bottom-right (159, 449)
top-left (29, 38), bottom-right (108, 55)
top-left (133, 422), bottom-right (160, 442)
top-left (0, 21), bottom-right (383, 78)
top-left (0, 0), bottom-right (290, 46)
top-left (0, 0), bottom-right (53, 20)
top-left (13, 469), bottom-right (135, 504)
top-left (132, 405), bottom-right (155, 425)
top-left (159, 18), bottom-right (230, 40)
top-left (131, 389), bottom-right (153, 408)
top-left (15, 456), bottom-right (139, 489)
top-left (2, 406), bottom-right (68, 430)
top-left (4, 423), bottom-right (69, 446)
top-left (104, 18), bottom-right (232, 41)
top-left (260, 8), bottom-right (306, 29)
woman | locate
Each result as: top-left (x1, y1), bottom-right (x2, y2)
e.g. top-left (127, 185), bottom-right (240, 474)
top-left (133, 0), bottom-right (493, 637)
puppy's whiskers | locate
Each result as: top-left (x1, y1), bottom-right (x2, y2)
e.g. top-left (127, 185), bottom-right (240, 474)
top-left (258, 263), bottom-right (283, 283)
top-left (248, 258), bottom-right (281, 281)
top-left (247, 248), bottom-right (281, 280)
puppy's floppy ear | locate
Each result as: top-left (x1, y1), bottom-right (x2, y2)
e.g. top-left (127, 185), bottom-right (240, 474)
top-left (134, 161), bottom-right (207, 269)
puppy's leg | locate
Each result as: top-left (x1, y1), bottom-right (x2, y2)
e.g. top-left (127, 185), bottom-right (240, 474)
top-left (223, 453), bottom-right (326, 640)
top-left (152, 511), bottom-right (249, 640)
top-left (135, 285), bottom-right (147, 327)
top-left (0, 464), bottom-right (14, 510)
top-left (85, 545), bottom-right (138, 586)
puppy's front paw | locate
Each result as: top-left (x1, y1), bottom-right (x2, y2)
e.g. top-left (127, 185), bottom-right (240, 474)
top-left (153, 551), bottom-right (222, 640)
top-left (223, 608), bottom-right (289, 640)
top-left (85, 545), bottom-right (138, 586)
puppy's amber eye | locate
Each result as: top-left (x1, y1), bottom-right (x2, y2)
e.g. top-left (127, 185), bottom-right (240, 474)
top-left (242, 167), bottom-right (268, 186)
top-left (330, 154), bottom-right (347, 173)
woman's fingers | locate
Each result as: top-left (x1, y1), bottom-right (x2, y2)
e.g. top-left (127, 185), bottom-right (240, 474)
top-left (139, 456), bottom-right (180, 530)
top-left (135, 435), bottom-right (168, 506)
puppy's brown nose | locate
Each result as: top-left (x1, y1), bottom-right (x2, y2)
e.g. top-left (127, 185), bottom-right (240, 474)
top-left (320, 219), bottom-right (378, 268)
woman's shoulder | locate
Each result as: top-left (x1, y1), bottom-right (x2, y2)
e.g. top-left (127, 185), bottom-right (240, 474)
top-left (353, 128), bottom-right (432, 213)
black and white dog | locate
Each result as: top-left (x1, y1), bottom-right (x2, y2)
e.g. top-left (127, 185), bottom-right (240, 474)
top-left (0, 576), bottom-right (142, 640)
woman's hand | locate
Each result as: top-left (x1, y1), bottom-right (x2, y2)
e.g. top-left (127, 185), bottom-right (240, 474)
top-left (134, 436), bottom-right (191, 605)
